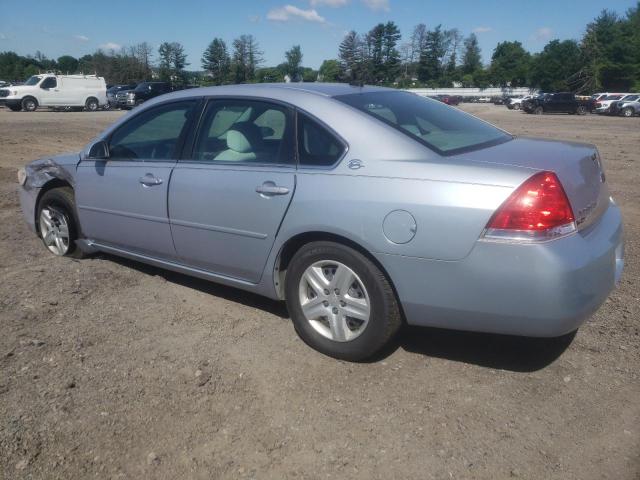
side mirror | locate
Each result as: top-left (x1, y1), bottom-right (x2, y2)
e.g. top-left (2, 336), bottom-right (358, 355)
top-left (88, 140), bottom-right (110, 160)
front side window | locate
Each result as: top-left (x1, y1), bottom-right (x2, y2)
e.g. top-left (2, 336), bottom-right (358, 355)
top-left (109, 101), bottom-right (196, 161)
top-left (40, 77), bottom-right (57, 89)
top-left (297, 114), bottom-right (345, 167)
top-left (336, 91), bottom-right (511, 155)
top-left (192, 99), bottom-right (293, 164)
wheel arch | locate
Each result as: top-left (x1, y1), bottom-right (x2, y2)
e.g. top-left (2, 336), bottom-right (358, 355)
top-left (34, 179), bottom-right (73, 233)
top-left (273, 231), bottom-right (406, 321)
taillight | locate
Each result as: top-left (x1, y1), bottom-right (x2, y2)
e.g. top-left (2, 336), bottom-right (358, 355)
top-left (483, 171), bottom-right (576, 242)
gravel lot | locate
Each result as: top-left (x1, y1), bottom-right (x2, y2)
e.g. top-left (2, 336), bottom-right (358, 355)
top-left (0, 104), bottom-right (638, 480)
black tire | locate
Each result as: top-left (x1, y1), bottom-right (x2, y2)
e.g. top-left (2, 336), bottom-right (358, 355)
top-left (85, 97), bottom-right (99, 111)
top-left (285, 241), bottom-right (402, 361)
top-left (8, 104), bottom-right (22, 112)
top-left (534, 106), bottom-right (544, 115)
top-left (22, 97), bottom-right (38, 112)
top-left (622, 107), bottom-right (634, 117)
top-left (513, 103), bottom-right (521, 110)
top-left (576, 105), bottom-right (587, 115)
top-left (36, 187), bottom-right (85, 258)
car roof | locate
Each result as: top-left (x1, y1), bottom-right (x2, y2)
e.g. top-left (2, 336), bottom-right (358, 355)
top-left (178, 82), bottom-right (392, 99)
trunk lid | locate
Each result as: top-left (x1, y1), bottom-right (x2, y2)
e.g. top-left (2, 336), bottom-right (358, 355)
top-left (458, 137), bottom-right (609, 231)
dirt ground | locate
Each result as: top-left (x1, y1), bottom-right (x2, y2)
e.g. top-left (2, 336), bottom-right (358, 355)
top-left (0, 103), bottom-right (638, 480)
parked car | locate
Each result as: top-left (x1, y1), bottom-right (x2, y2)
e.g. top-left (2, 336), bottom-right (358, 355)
top-left (591, 93), bottom-right (610, 102)
top-left (124, 81), bottom-right (173, 108)
top-left (17, 84), bottom-right (624, 361)
top-left (596, 94), bottom-right (638, 115)
top-left (608, 94), bottom-right (639, 115)
top-left (106, 84), bottom-right (137, 109)
top-left (522, 92), bottom-right (593, 115)
top-left (506, 95), bottom-right (533, 110)
top-left (618, 97), bottom-right (640, 117)
top-left (435, 95), bottom-right (460, 106)
top-left (0, 74), bottom-right (107, 112)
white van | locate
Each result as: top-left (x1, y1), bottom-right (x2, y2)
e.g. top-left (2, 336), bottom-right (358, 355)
top-left (0, 74), bottom-right (107, 112)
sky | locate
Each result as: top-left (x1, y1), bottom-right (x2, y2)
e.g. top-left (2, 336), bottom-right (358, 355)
top-left (0, 0), bottom-right (637, 70)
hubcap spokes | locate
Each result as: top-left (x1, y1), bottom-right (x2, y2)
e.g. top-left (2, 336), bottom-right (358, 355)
top-left (39, 207), bottom-right (70, 256)
top-left (298, 261), bottom-right (370, 342)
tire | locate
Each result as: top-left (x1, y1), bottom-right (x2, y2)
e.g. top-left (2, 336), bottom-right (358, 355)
top-left (576, 105), bottom-right (587, 115)
top-left (534, 106), bottom-right (544, 115)
top-left (22, 97), bottom-right (38, 112)
top-left (285, 241), bottom-right (402, 361)
top-left (135, 99), bottom-right (144, 107)
top-left (85, 97), bottom-right (99, 112)
top-left (513, 103), bottom-right (521, 110)
top-left (8, 104), bottom-right (22, 112)
top-left (622, 107), bottom-right (634, 117)
top-left (36, 187), bottom-right (85, 258)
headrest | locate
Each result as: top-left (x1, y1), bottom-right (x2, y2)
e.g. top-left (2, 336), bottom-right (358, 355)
top-left (226, 122), bottom-right (262, 153)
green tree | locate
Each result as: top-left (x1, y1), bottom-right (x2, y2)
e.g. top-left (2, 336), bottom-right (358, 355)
top-left (461, 33), bottom-right (482, 75)
top-left (202, 38), bottom-right (230, 85)
top-left (319, 59), bottom-right (342, 82)
top-left (490, 41), bottom-right (531, 87)
top-left (382, 21), bottom-right (401, 83)
top-left (232, 35), bottom-right (263, 83)
top-left (418, 25), bottom-right (446, 84)
top-left (530, 39), bottom-right (582, 91)
top-left (158, 42), bottom-right (189, 85)
top-left (284, 45), bottom-right (303, 81)
top-left (339, 30), bottom-right (361, 81)
top-left (57, 55), bottom-right (78, 73)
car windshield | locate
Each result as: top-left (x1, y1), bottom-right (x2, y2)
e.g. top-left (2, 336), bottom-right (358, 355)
top-left (604, 95), bottom-right (623, 100)
top-left (24, 76), bottom-right (42, 86)
top-left (335, 90), bottom-right (511, 155)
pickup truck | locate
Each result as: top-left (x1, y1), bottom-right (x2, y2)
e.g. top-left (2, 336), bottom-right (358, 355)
top-left (522, 92), bottom-right (594, 115)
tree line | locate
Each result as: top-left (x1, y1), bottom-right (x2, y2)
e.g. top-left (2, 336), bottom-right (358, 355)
top-left (0, 3), bottom-right (638, 93)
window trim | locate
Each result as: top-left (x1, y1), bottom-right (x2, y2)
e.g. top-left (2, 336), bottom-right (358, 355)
top-left (182, 96), bottom-right (297, 168)
top-left (103, 98), bottom-right (202, 163)
top-left (295, 109), bottom-right (349, 171)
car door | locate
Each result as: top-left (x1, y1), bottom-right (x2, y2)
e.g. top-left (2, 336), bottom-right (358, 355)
top-left (38, 76), bottom-right (59, 106)
top-left (168, 98), bottom-right (296, 283)
top-left (76, 99), bottom-right (199, 259)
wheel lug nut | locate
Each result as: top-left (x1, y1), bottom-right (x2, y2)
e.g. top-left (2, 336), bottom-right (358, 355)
top-left (340, 300), bottom-right (346, 307)
top-left (332, 307), bottom-right (339, 314)
top-left (323, 301), bottom-right (329, 307)
top-left (324, 289), bottom-right (330, 295)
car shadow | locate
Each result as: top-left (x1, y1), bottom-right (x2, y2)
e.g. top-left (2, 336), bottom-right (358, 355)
top-left (394, 326), bottom-right (576, 372)
top-left (101, 254), bottom-right (289, 319)
top-left (96, 253), bottom-right (575, 372)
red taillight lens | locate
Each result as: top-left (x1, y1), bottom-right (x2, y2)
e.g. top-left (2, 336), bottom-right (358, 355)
top-left (484, 171), bottom-right (575, 241)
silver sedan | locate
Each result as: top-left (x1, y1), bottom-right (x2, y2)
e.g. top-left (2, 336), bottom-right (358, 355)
top-left (18, 83), bottom-right (624, 361)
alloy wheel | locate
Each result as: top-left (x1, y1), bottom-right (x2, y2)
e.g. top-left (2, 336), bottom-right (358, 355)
top-left (298, 260), bottom-right (371, 342)
top-left (39, 206), bottom-right (70, 255)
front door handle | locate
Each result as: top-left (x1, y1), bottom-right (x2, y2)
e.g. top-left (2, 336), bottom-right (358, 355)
top-left (256, 181), bottom-right (289, 196)
top-left (139, 173), bottom-right (163, 186)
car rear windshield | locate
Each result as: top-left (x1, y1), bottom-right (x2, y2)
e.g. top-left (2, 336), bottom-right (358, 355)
top-left (335, 91), bottom-right (511, 155)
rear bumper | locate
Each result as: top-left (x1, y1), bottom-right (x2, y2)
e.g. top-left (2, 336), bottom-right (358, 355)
top-left (379, 200), bottom-right (624, 337)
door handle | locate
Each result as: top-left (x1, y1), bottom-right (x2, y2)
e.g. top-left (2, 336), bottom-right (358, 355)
top-left (256, 181), bottom-right (289, 196)
top-left (139, 173), bottom-right (163, 186)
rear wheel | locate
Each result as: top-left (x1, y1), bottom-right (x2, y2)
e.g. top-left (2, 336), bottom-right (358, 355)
top-left (85, 97), bottom-right (99, 112)
top-left (513, 103), bottom-right (521, 110)
top-left (576, 105), bottom-right (587, 115)
top-left (534, 106), bottom-right (544, 115)
top-left (22, 97), bottom-right (38, 112)
top-left (36, 187), bottom-right (85, 258)
top-left (285, 241), bottom-right (401, 361)
top-left (622, 107), bottom-right (634, 117)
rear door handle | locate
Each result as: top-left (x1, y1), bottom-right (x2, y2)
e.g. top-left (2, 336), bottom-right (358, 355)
top-left (256, 181), bottom-right (289, 196)
top-left (139, 173), bottom-right (163, 186)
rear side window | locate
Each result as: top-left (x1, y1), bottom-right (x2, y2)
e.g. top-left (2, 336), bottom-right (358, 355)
top-left (336, 91), bottom-right (510, 155)
top-left (297, 114), bottom-right (345, 167)
top-left (41, 77), bottom-right (57, 89)
top-left (192, 99), bottom-right (294, 165)
top-left (109, 101), bottom-right (196, 160)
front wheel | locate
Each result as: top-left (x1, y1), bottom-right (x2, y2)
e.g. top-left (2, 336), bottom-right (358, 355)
top-left (36, 187), bottom-right (85, 258)
top-left (85, 97), bottom-right (99, 111)
top-left (576, 105), bottom-right (587, 115)
top-left (22, 97), bottom-right (38, 112)
top-left (622, 107), bottom-right (634, 117)
top-left (513, 103), bottom-right (521, 110)
top-left (285, 241), bottom-right (402, 361)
